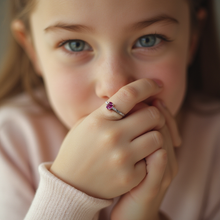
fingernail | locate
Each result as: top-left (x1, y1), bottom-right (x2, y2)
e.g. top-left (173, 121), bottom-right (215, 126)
top-left (152, 79), bottom-right (163, 88)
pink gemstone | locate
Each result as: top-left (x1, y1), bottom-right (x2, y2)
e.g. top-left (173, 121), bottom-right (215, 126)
top-left (106, 102), bottom-right (113, 110)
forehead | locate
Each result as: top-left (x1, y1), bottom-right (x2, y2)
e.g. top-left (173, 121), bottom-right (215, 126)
top-left (32, 0), bottom-right (189, 31)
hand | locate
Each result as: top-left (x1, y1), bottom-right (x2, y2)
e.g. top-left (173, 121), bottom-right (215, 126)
top-left (50, 79), bottom-right (164, 199)
top-left (111, 99), bottom-right (181, 220)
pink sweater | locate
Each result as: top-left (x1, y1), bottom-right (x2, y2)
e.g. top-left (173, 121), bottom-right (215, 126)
top-left (0, 93), bottom-right (220, 220)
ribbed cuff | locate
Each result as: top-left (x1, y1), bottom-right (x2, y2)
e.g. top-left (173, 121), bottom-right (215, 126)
top-left (24, 162), bottom-right (113, 220)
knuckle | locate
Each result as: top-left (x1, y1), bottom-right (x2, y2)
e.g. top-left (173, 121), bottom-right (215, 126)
top-left (152, 131), bottom-right (164, 147)
top-left (110, 149), bottom-right (129, 167)
top-left (102, 128), bottom-right (121, 146)
top-left (119, 85), bottom-right (138, 102)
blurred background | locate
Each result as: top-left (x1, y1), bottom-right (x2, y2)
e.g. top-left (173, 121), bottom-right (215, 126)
top-left (0, 0), bottom-right (220, 62)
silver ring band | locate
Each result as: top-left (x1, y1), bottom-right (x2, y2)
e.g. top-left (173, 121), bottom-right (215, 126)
top-left (105, 101), bottom-right (125, 117)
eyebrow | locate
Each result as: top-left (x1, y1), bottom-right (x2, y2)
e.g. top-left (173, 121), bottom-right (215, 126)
top-left (130, 15), bottom-right (179, 31)
top-left (44, 14), bottom-right (179, 33)
top-left (44, 23), bottom-right (93, 33)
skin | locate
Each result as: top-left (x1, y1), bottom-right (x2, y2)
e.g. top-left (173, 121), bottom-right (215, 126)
top-left (11, 0), bottom-right (204, 219)
top-left (28, 0), bottom-right (192, 128)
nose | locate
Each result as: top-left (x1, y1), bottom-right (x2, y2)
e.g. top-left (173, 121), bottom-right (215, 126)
top-left (95, 53), bottom-right (136, 100)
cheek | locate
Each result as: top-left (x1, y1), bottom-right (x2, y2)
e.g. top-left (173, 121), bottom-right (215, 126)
top-left (41, 62), bottom-right (92, 126)
top-left (137, 54), bottom-right (187, 115)
top-left (43, 63), bottom-right (87, 100)
top-left (159, 57), bottom-right (187, 115)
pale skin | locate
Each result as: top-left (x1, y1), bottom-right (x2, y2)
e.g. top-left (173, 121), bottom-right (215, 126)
top-left (11, 0), bottom-right (206, 219)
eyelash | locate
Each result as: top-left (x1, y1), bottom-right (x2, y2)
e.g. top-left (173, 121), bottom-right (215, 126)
top-left (57, 34), bottom-right (173, 55)
top-left (133, 34), bottom-right (173, 51)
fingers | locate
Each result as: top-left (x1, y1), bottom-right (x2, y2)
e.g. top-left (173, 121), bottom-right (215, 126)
top-left (131, 131), bottom-right (164, 163)
top-left (145, 149), bottom-right (167, 193)
top-left (121, 105), bottom-right (165, 140)
top-left (96, 78), bottom-right (163, 120)
top-left (159, 126), bottom-right (178, 186)
top-left (153, 100), bottom-right (182, 147)
top-left (133, 149), bottom-right (167, 202)
top-left (132, 159), bottom-right (148, 187)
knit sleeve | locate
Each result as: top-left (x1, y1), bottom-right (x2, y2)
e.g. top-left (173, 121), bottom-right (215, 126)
top-left (0, 96), bottom-right (113, 220)
top-left (0, 119), bottom-right (36, 220)
top-left (201, 138), bottom-right (220, 220)
top-left (24, 162), bottom-right (113, 220)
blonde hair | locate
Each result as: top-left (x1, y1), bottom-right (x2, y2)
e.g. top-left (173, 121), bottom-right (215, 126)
top-left (0, 0), bottom-right (219, 110)
top-left (0, 0), bottom-right (46, 108)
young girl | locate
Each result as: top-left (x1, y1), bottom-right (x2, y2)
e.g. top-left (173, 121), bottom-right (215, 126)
top-left (0, 0), bottom-right (220, 219)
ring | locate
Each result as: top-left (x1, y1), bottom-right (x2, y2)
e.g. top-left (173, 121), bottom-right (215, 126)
top-left (105, 101), bottom-right (125, 117)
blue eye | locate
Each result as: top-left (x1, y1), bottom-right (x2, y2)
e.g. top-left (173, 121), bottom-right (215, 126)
top-left (63, 40), bottom-right (91, 52)
top-left (135, 35), bottom-right (162, 48)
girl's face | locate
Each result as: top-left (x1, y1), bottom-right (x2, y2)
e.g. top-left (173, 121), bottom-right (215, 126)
top-left (30, 0), bottom-right (192, 128)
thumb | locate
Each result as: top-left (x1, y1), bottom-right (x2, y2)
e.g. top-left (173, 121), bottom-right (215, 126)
top-left (142, 149), bottom-right (167, 198)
